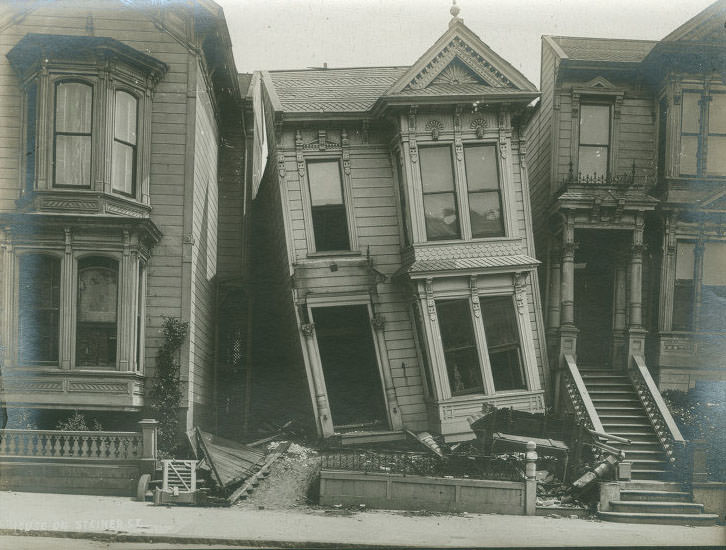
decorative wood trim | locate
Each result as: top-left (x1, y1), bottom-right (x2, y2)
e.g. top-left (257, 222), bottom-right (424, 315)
top-left (425, 119), bottom-right (444, 141)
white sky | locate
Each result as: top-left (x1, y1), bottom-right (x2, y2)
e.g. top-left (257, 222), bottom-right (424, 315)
top-left (217, 0), bottom-right (715, 85)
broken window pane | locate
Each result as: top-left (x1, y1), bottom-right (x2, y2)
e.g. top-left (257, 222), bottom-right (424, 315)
top-left (480, 296), bottom-right (526, 391)
top-left (436, 299), bottom-right (483, 395)
top-left (18, 254), bottom-right (60, 364)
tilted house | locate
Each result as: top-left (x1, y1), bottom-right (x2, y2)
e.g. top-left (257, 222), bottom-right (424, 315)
top-left (526, 0), bottom-right (726, 482)
top-left (0, 0), bottom-right (250, 433)
top-left (250, 9), bottom-right (549, 442)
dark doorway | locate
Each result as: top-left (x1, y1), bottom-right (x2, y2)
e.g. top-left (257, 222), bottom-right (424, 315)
top-left (574, 231), bottom-right (621, 367)
top-left (312, 305), bottom-right (387, 429)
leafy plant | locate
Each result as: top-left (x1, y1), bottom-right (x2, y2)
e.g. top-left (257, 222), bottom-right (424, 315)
top-left (56, 410), bottom-right (103, 431)
top-left (663, 386), bottom-right (726, 482)
top-left (149, 316), bottom-right (189, 456)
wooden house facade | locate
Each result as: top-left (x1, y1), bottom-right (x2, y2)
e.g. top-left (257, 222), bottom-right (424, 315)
top-left (250, 11), bottom-right (549, 441)
top-left (0, 0), bottom-right (250, 433)
top-left (526, 0), bottom-right (726, 392)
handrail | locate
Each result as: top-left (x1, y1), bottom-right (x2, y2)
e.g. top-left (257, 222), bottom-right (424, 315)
top-left (0, 428), bottom-right (144, 460)
top-left (562, 354), bottom-right (605, 434)
top-left (629, 355), bottom-right (686, 474)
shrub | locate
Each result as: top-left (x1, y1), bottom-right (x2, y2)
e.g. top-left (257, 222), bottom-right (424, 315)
top-left (662, 385), bottom-right (726, 482)
top-left (56, 410), bottom-right (103, 431)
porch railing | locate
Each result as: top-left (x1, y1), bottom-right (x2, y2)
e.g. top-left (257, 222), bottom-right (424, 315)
top-left (562, 354), bottom-right (605, 434)
top-left (628, 355), bottom-right (687, 477)
top-left (559, 162), bottom-right (651, 191)
top-left (0, 419), bottom-right (158, 461)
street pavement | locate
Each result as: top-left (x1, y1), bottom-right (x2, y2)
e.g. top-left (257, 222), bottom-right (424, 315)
top-left (0, 491), bottom-right (724, 548)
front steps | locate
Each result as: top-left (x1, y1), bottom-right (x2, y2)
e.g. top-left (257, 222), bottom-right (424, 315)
top-left (599, 481), bottom-right (719, 525)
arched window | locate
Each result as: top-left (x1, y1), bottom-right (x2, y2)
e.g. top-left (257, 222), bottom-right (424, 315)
top-left (54, 81), bottom-right (93, 187)
top-left (18, 254), bottom-right (61, 365)
top-left (76, 257), bottom-right (118, 367)
top-left (112, 90), bottom-right (138, 195)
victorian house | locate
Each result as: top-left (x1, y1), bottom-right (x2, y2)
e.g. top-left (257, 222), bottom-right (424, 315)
top-left (250, 8), bottom-right (549, 442)
top-left (526, 1), bottom-right (725, 481)
top-left (0, 0), bottom-right (250, 434)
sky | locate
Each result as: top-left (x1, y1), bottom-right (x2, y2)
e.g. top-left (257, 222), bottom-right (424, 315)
top-left (217, 0), bottom-right (715, 85)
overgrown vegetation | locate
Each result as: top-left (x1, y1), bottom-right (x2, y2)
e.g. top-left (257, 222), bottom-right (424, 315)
top-left (149, 316), bottom-right (189, 457)
top-left (56, 410), bottom-right (103, 431)
top-left (663, 386), bottom-right (726, 482)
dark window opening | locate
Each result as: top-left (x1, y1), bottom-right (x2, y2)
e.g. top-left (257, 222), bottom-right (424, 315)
top-left (578, 104), bottom-right (610, 177)
top-left (420, 146), bottom-right (460, 240)
top-left (313, 305), bottom-right (387, 428)
top-left (307, 160), bottom-right (350, 251)
top-left (54, 81), bottom-right (92, 187)
top-left (464, 144), bottom-right (504, 238)
top-left (673, 242), bottom-right (695, 331)
top-left (437, 299), bottom-right (483, 395)
top-left (480, 296), bottom-right (525, 391)
top-left (18, 255), bottom-right (60, 365)
top-left (76, 257), bottom-right (118, 367)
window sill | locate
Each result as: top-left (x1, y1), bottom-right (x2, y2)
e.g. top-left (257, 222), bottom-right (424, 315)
top-left (16, 189), bottom-right (151, 219)
top-left (438, 388), bottom-right (541, 405)
top-left (413, 236), bottom-right (520, 247)
top-left (306, 250), bottom-right (362, 259)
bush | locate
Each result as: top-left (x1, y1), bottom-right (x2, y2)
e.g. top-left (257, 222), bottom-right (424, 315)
top-left (663, 385), bottom-right (726, 482)
top-left (55, 410), bottom-right (103, 431)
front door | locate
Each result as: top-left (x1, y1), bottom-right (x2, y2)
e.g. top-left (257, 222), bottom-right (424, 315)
top-left (312, 305), bottom-right (388, 430)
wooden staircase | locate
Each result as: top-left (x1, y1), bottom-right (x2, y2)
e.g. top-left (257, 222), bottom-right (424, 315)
top-left (579, 368), bottom-right (718, 526)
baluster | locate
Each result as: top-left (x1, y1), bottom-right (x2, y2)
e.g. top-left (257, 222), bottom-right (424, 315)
top-left (89, 435), bottom-right (98, 458)
top-left (62, 434), bottom-right (71, 457)
top-left (71, 435), bottom-right (80, 457)
top-left (81, 435), bottom-right (89, 458)
top-left (8, 433), bottom-right (17, 456)
top-left (54, 434), bottom-right (63, 457)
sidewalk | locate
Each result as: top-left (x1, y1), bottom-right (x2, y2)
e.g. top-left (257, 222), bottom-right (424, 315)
top-left (0, 491), bottom-right (724, 548)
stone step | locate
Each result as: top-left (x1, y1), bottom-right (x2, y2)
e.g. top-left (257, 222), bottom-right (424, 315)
top-left (595, 406), bottom-right (646, 414)
top-left (591, 397), bottom-right (642, 405)
top-left (588, 390), bottom-right (639, 400)
top-left (620, 480), bottom-right (683, 491)
top-left (601, 421), bottom-right (654, 429)
top-left (631, 468), bottom-right (669, 480)
top-left (622, 450), bottom-right (667, 461)
top-left (620, 489), bottom-right (692, 503)
top-left (599, 414), bottom-right (650, 421)
top-left (585, 383), bottom-right (635, 392)
top-left (603, 424), bottom-right (656, 433)
top-left (598, 511), bottom-right (718, 526)
top-left (610, 500), bottom-right (705, 515)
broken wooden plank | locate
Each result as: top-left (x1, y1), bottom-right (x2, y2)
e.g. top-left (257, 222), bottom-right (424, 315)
top-left (227, 441), bottom-right (291, 505)
top-left (195, 428), bottom-right (266, 490)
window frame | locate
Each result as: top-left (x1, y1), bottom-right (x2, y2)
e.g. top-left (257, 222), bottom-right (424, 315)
top-left (577, 103), bottom-right (612, 178)
top-left (111, 89), bottom-right (140, 197)
top-left (300, 152), bottom-right (359, 256)
top-left (677, 89), bottom-right (726, 178)
top-left (52, 79), bottom-right (95, 190)
top-left (416, 141), bottom-right (508, 243)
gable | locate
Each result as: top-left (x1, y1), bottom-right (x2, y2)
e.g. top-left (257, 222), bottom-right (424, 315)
top-left (662, 0), bottom-right (726, 43)
top-left (582, 76), bottom-right (617, 90)
top-left (386, 19), bottom-right (536, 97)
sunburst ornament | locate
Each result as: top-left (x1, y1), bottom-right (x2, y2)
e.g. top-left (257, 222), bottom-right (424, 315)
top-left (432, 60), bottom-right (479, 86)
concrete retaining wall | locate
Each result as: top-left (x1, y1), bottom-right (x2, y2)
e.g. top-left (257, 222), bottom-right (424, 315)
top-left (692, 482), bottom-right (726, 522)
top-left (319, 469), bottom-right (534, 515)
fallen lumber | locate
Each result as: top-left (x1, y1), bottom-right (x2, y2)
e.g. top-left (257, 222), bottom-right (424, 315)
top-left (194, 428), bottom-right (266, 490)
top-left (227, 441), bottom-right (291, 505)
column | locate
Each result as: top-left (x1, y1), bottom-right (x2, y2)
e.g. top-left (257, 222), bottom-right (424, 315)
top-left (558, 214), bottom-right (578, 362)
top-left (300, 323), bottom-right (335, 437)
top-left (60, 228), bottom-right (74, 369)
top-left (612, 261), bottom-right (627, 369)
top-left (627, 215), bottom-right (647, 361)
top-left (693, 235), bottom-right (705, 330)
top-left (370, 314), bottom-right (403, 430)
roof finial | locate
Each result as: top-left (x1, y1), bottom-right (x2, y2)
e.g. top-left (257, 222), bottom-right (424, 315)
top-left (449, 0), bottom-right (462, 26)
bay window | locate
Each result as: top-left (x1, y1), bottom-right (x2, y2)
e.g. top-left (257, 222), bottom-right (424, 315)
top-left (437, 299), bottom-right (483, 395)
top-left (418, 143), bottom-right (505, 242)
top-left (480, 296), bottom-right (525, 391)
top-left (679, 90), bottom-right (726, 177)
top-left (76, 257), bottom-right (119, 367)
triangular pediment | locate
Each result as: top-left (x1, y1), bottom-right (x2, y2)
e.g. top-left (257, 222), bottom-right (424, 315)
top-left (386, 19), bottom-right (536, 96)
top-left (583, 76), bottom-right (617, 90)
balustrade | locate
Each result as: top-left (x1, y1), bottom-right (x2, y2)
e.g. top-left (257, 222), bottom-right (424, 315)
top-left (0, 429), bottom-right (144, 460)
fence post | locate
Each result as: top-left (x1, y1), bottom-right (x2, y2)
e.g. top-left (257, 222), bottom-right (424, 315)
top-left (689, 439), bottom-right (708, 483)
top-left (138, 419), bottom-right (159, 463)
top-left (525, 441), bottom-right (537, 516)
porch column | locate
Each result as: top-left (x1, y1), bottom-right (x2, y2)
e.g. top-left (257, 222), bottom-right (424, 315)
top-left (612, 262), bottom-right (627, 369)
top-left (547, 244), bottom-right (562, 333)
top-left (693, 235), bottom-right (705, 331)
top-left (371, 314), bottom-right (403, 430)
top-left (0, 228), bottom-right (13, 367)
top-left (300, 322), bottom-right (335, 437)
top-left (559, 215), bottom-right (578, 362)
top-left (60, 228), bottom-right (74, 369)
top-left (628, 215), bottom-right (646, 361)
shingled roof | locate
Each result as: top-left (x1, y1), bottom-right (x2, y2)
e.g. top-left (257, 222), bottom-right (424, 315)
top-left (547, 36), bottom-right (657, 64)
top-left (266, 66), bottom-right (408, 113)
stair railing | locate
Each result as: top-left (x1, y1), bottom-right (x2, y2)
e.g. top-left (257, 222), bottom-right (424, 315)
top-left (628, 355), bottom-right (687, 478)
top-left (562, 354), bottom-right (605, 434)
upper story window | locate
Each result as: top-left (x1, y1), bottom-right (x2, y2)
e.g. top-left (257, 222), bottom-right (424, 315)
top-left (419, 143), bottom-right (503, 242)
top-left (578, 104), bottom-right (611, 177)
top-left (54, 82), bottom-right (93, 188)
top-left (680, 91), bottom-right (726, 177)
top-left (7, 34), bottom-right (167, 212)
top-left (307, 159), bottom-right (350, 252)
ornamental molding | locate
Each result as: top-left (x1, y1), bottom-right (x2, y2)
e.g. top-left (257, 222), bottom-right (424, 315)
top-left (408, 107), bottom-right (419, 163)
top-left (41, 198), bottom-right (99, 212)
top-left (470, 117), bottom-right (488, 138)
top-left (425, 278), bottom-right (436, 321)
top-left (2, 379), bottom-right (63, 392)
top-left (302, 129), bottom-right (341, 152)
top-left (371, 314), bottom-right (386, 330)
top-left (514, 272), bottom-right (528, 314)
top-left (277, 152), bottom-right (287, 183)
top-left (412, 240), bottom-right (523, 261)
top-left (425, 119), bottom-right (444, 140)
top-left (469, 276), bottom-right (481, 318)
top-left (300, 323), bottom-right (315, 337)
top-left (68, 382), bottom-right (128, 393)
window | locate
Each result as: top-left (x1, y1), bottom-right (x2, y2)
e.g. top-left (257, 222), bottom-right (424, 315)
top-left (112, 91), bottom-right (138, 195)
top-left (24, 82), bottom-right (37, 194)
top-left (54, 81), bottom-right (92, 187)
top-left (480, 296), bottom-right (525, 391)
top-left (307, 159), bottom-right (350, 251)
top-left (672, 242), bottom-right (694, 331)
top-left (464, 145), bottom-right (504, 238)
top-left (680, 91), bottom-right (726, 176)
top-left (701, 242), bottom-right (726, 331)
top-left (420, 146), bottom-right (460, 240)
top-left (578, 104), bottom-right (610, 177)
top-left (76, 257), bottom-right (118, 367)
top-left (436, 299), bottom-right (483, 395)
top-left (18, 255), bottom-right (60, 365)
